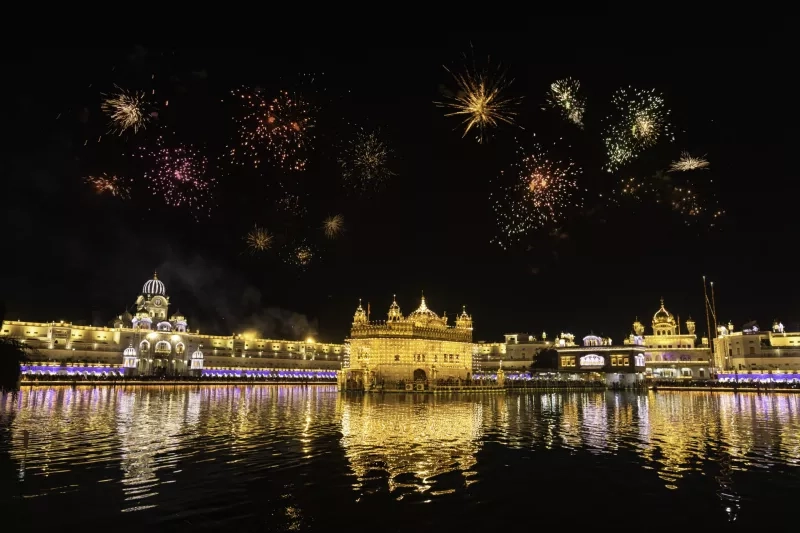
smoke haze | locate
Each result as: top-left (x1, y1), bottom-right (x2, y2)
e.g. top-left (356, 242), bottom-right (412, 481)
top-left (157, 254), bottom-right (318, 340)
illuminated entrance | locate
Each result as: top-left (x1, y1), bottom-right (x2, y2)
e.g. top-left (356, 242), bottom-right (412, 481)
top-left (413, 369), bottom-right (427, 381)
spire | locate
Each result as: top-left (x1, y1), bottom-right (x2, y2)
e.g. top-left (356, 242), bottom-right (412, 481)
top-left (418, 292), bottom-right (428, 312)
top-left (153, 271), bottom-right (158, 280)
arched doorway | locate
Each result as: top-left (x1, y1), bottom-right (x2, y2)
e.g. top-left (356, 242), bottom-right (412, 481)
top-left (413, 368), bottom-right (427, 381)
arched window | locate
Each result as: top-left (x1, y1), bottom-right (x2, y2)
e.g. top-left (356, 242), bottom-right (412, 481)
top-left (579, 354), bottom-right (605, 368)
top-left (155, 340), bottom-right (171, 354)
top-left (394, 354), bottom-right (400, 361)
top-left (139, 340), bottom-right (150, 352)
top-left (175, 342), bottom-right (186, 354)
top-left (634, 354), bottom-right (645, 367)
top-left (156, 321), bottom-right (172, 332)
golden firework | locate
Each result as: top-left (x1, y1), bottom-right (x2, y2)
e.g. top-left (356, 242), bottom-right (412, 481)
top-left (323, 214), bottom-right (344, 238)
top-left (436, 60), bottom-right (521, 143)
top-left (669, 151), bottom-right (710, 172)
top-left (84, 174), bottom-right (130, 199)
top-left (245, 225), bottom-right (272, 253)
top-left (546, 78), bottom-right (585, 127)
top-left (339, 128), bottom-right (395, 192)
top-left (101, 85), bottom-right (150, 135)
top-left (295, 245), bottom-right (313, 266)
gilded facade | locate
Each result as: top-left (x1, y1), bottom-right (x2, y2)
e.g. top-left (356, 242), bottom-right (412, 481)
top-left (624, 299), bottom-right (712, 379)
top-left (345, 295), bottom-right (474, 387)
top-left (1, 272), bottom-right (343, 376)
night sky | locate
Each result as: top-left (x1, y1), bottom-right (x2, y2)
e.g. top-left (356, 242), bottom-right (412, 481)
top-left (2, 40), bottom-right (792, 344)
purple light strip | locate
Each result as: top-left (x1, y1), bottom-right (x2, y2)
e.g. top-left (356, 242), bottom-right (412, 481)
top-left (718, 372), bottom-right (800, 382)
top-left (21, 364), bottom-right (123, 376)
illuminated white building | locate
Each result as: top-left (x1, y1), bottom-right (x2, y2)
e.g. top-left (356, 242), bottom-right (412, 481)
top-left (1, 272), bottom-right (343, 376)
top-left (715, 320), bottom-right (800, 372)
top-left (556, 334), bottom-right (646, 386)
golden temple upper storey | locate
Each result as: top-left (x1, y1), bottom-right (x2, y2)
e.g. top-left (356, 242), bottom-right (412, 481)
top-left (350, 295), bottom-right (473, 342)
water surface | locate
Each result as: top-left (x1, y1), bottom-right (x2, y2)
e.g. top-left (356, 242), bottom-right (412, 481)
top-left (2, 386), bottom-right (799, 530)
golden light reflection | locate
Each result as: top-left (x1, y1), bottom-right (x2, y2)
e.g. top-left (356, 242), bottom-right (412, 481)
top-left (4, 386), bottom-right (800, 521)
top-left (338, 393), bottom-right (483, 494)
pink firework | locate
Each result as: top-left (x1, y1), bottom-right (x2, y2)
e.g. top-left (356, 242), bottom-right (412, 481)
top-left (138, 136), bottom-right (216, 218)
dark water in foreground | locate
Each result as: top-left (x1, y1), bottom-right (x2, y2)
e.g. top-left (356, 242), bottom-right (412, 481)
top-left (1, 386), bottom-right (799, 530)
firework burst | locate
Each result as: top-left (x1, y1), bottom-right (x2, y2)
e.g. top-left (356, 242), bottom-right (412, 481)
top-left (323, 214), bottom-right (344, 238)
top-left (245, 225), bottom-right (273, 253)
top-left (618, 172), bottom-right (724, 228)
top-left (670, 151), bottom-right (710, 172)
top-left (283, 240), bottom-right (315, 269)
top-left (603, 87), bottom-right (673, 172)
top-left (339, 127), bottom-right (395, 192)
top-left (137, 135), bottom-right (216, 218)
top-left (84, 173), bottom-right (131, 199)
top-left (436, 57), bottom-right (521, 143)
top-left (490, 141), bottom-right (582, 249)
top-left (101, 85), bottom-right (151, 135)
top-left (546, 78), bottom-right (586, 127)
top-left (230, 87), bottom-right (317, 171)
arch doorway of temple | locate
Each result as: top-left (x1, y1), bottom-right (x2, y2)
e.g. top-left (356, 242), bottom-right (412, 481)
top-left (413, 369), bottom-right (427, 381)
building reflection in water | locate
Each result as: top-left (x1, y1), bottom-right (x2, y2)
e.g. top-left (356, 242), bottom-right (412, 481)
top-left (116, 389), bottom-right (196, 512)
top-left (5, 387), bottom-right (119, 483)
top-left (338, 393), bottom-right (483, 496)
top-left (3, 386), bottom-right (800, 523)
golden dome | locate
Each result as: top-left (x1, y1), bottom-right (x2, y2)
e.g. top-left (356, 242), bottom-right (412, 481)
top-left (406, 294), bottom-right (445, 328)
top-left (653, 298), bottom-right (675, 325)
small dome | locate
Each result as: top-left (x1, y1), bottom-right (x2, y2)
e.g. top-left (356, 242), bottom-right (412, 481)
top-left (191, 348), bottom-right (204, 359)
top-left (170, 309), bottom-right (186, 322)
top-left (387, 295), bottom-right (403, 321)
top-left (123, 345), bottom-right (137, 356)
top-left (353, 299), bottom-right (367, 325)
top-left (142, 271), bottom-right (166, 295)
top-left (456, 305), bottom-right (473, 329)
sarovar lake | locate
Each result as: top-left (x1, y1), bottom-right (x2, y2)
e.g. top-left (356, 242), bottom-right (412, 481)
top-left (2, 386), bottom-right (800, 530)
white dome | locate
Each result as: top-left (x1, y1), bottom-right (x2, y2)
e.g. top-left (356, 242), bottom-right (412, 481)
top-left (123, 345), bottom-right (137, 356)
top-left (191, 349), bottom-right (204, 359)
top-left (143, 272), bottom-right (166, 295)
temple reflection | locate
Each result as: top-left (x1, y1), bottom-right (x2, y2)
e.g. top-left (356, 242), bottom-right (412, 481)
top-left (5, 387), bottom-right (119, 482)
top-left (116, 389), bottom-right (191, 511)
top-left (338, 393), bottom-right (483, 494)
top-left (4, 385), bottom-right (800, 523)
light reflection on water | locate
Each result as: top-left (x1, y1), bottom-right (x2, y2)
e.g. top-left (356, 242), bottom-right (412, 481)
top-left (1, 386), bottom-right (800, 529)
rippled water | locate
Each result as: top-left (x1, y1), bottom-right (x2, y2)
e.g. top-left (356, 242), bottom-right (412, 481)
top-left (2, 386), bottom-right (799, 530)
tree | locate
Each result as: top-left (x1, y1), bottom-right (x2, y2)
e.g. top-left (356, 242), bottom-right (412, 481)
top-left (0, 338), bottom-right (32, 391)
top-left (531, 348), bottom-right (559, 371)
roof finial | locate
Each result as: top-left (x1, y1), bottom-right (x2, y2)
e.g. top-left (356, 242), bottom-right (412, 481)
top-left (153, 270), bottom-right (158, 280)
top-left (660, 296), bottom-right (664, 307)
